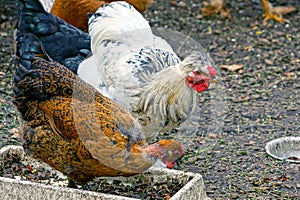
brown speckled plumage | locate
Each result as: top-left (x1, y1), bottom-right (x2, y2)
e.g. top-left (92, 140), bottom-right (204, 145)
top-left (13, 33), bottom-right (183, 184)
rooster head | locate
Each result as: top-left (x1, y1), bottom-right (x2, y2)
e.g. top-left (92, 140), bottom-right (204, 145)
top-left (181, 52), bottom-right (218, 93)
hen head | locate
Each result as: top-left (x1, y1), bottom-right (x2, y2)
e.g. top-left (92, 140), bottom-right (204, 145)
top-left (181, 52), bottom-right (218, 93)
top-left (145, 140), bottom-right (184, 168)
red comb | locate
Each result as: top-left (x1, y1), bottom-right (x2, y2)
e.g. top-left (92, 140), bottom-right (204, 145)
top-left (208, 66), bottom-right (217, 77)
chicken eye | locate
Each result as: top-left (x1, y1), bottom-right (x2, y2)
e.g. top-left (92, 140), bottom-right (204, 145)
top-left (185, 75), bottom-right (195, 87)
top-left (193, 71), bottom-right (200, 76)
top-left (186, 76), bottom-right (193, 82)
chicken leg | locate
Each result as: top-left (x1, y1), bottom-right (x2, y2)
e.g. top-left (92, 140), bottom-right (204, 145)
top-left (201, 0), bottom-right (232, 20)
top-left (201, 0), bottom-right (295, 23)
top-left (261, 0), bottom-right (296, 23)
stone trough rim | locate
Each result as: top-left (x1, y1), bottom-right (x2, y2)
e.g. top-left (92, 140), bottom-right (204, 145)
top-left (0, 167), bottom-right (210, 200)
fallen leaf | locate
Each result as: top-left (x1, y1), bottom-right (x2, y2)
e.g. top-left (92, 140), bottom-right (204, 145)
top-left (243, 46), bottom-right (251, 51)
top-left (8, 128), bottom-right (19, 134)
top-left (213, 29), bottom-right (221, 35)
top-left (244, 140), bottom-right (255, 146)
top-left (280, 177), bottom-right (287, 181)
top-left (169, 1), bottom-right (177, 6)
top-left (0, 32), bottom-right (8, 37)
top-left (284, 72), bottom-right (296, 77)
top-left (9, 128), bottom-right (22, 139)
top-left (208, 133), bottom-right (218, 139)
top-left (264, 59), bottom-right (274, 65)
top-left (258, 38), bottom-right (270, 45)
top-left (290, 59), bottom-right (300, 64)
top-left (163, 194), bottom-right (171, 200)
top-left (169, 1), bottom-right (186, 7)
top-left (221, 64), bottom-right (243, 72)
top-left (196, 14), bottom-right (203, 19)
top-left (178, 2), bottom-right (187, 7)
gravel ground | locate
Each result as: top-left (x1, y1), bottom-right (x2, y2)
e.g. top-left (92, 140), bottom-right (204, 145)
top-left (0, 0), bottom-right (299, 199)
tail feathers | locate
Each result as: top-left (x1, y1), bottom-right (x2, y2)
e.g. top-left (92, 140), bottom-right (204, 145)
top-left (14, 33), bottom-right (50, 99)
top-left (14, 33), bottom-right (76, 103)
top-left (17, 0), bottom-right (91, 74)
top-left (13, 32), bottom-right (50, 122)
top-left (16, 33), bottom-right (50, 62)
top-left (15, 33), bottom-right (50, 82)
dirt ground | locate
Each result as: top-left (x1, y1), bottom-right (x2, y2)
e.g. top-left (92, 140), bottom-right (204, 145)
top-left (0, 0), bottom-right (299, 199)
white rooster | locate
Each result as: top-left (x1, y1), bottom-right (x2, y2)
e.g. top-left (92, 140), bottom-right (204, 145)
top-left (78, 2), bottom-right (218, 141)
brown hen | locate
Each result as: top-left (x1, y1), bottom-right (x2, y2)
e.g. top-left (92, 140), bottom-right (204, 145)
top-left (49, 0), bottom-right (153, 31)
top-left (13, 33), bottom-right (183, 186)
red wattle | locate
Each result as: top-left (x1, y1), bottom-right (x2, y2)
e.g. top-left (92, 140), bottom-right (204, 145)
top-left (193, 81), bottom-right (210, 92)
top-left (166, 162), bottom-right (175, 169)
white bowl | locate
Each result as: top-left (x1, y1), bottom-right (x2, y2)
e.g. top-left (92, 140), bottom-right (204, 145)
top-left (265, 136), bottom-right (300, 163)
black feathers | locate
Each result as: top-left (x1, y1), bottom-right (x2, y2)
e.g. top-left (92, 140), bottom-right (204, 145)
top-left (17, 0), bottom-right (91, 74)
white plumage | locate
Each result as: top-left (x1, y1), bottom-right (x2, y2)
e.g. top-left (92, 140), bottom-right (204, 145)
top-left (78, 2), bottom-right (217, 141)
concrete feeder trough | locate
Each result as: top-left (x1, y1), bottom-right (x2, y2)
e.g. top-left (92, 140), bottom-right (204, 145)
top-left (0, 146), bottom-right (210, 200)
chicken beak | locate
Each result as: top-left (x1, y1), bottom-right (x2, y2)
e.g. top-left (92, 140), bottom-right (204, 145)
top-left (208, 79), bottom-right (219, 84)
